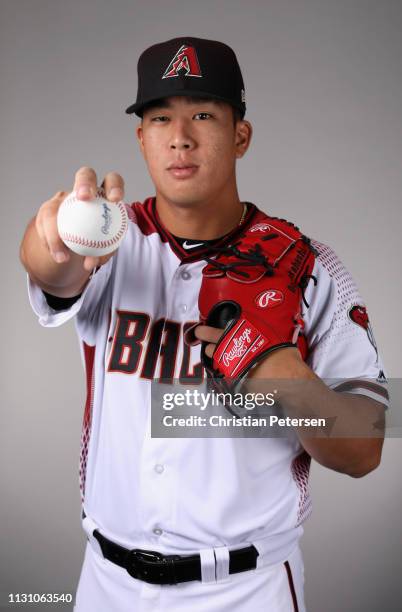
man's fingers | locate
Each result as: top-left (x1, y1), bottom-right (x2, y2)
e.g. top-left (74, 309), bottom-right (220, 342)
top-left (73, 167), bottom-right (125, 203)
top-left (194, 325), bottom-right (225, 360)
top-left (101, 172), bottom-right (125, 202)
top-left (44, 229), bottom-right (70, 262)
top-left (36, 191), bottom-right (70, 262)
top-left (74, 166), bottom-right (98, 200)
top-left (83, 256), bottom-right (100, 272)
top-left (35, 208), bottom-right (48, 248)
top-left (205, 344), bottom-right (215, 359)
top-left (42, 212), bottom-right (70, 262)
top-left (194, 325), bottom-right (225, 343)
top-left (51, 190), bottom-right (69, 203)
top-left (83, 251), bottom-right (116, 272)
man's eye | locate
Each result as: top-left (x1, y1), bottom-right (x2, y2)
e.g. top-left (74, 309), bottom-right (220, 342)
top-left (151, 116), bottom-right (169, 122)
top-left (194, 113), bottom-right (212, 120)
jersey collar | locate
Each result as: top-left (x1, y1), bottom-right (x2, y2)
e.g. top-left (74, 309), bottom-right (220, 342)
top-left (149, 198), bottom-right (258, 263)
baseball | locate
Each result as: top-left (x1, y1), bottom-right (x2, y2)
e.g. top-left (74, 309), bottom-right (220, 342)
top-left (57, 189), bottom-right (129, 257)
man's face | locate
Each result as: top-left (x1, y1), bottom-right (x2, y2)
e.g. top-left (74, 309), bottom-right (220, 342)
top-left (136, 96), bottom-right (251, 207)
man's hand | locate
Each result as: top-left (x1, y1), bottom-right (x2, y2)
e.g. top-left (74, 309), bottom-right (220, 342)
top-left (193, 325), bottom-right (384, 477)
top-left (20, 166), bottom-right (125, 297)
top-left (193, 324), bottom-right (307, 378)
top-left (35, 166), bottom-right (125, 272)
top-left (193, 324), bottom-right (224, 359)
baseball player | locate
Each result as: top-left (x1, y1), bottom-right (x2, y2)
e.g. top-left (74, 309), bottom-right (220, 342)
top-left (20, 37), bottom-right (388, 612)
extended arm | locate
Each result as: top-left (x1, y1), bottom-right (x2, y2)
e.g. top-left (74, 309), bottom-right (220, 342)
top-left (19, 167), bottom-right (124, 297)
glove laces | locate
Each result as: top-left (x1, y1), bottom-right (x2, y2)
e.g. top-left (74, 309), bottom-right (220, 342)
top-left (298, 272), bottom-right (318, 308)
top-left (204, 235), bottom-right (279, 279)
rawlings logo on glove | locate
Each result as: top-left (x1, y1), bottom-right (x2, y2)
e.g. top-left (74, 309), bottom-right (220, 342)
top-left (220, 323), bottom-right (261, 372)
top-left (185, 214), bottom-right (318, 392)
top-left (255, 289), bottom-right (284, 309)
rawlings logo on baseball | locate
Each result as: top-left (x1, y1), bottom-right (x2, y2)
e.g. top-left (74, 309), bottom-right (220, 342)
top-left (222, 328), bottom-right (252, 367)
top-left (101, 203), bottom-right (113, 235)
top-left (255, 290), bottom-right (284, 309)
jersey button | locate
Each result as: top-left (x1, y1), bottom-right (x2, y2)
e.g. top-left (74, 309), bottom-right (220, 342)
top-left (181, 270), bottom-right (191, 280)
top-left (180, 304), bottom-right (188, 313)
top-left (154, 464), bottom-right (164, 474)
top-left (153, 528), bottom-right (163, 536)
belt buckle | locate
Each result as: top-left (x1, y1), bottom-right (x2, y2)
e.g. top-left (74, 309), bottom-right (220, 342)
top-left (126, 548), bottom-right (166, 582)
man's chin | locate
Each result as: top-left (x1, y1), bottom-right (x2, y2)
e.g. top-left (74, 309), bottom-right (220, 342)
top-left (159, 191), bottom-right (208, 208)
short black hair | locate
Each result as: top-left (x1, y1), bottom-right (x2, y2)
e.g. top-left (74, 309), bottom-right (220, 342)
top-left (140, 95), bottom-right (242, 127)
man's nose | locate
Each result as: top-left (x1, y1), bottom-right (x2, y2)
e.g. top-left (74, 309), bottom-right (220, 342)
top-left (169, 120), bottom-right (196, 150)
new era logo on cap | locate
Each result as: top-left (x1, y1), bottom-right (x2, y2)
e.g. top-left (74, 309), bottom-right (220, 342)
top-left (162, 45), bottom-right (202, 79)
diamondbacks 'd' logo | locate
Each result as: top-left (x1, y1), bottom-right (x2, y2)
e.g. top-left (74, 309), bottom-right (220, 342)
top-left (249, 223), bottom-right (272, 233)
top-left (349, 305), bottom-right (369, 329)
top-left (162, 45), bottom-right (202, 79)
top-left (255, 290), bottom-right (284, 309)
top-left (348, 304), bottom-right (378, 354)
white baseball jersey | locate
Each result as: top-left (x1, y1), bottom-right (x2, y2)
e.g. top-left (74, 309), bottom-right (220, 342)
top-left (27, 199), bottom-right (388, 610)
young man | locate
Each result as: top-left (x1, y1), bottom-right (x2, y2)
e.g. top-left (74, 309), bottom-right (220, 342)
top-left (20, 37), bottom-right (388, 612)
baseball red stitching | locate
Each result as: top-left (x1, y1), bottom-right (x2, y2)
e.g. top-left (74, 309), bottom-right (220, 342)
top-left (60, 198), bottom-right (128, 248)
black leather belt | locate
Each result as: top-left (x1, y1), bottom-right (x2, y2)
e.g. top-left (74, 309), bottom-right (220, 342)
top-left (91, 529), bottom-right (259, 585)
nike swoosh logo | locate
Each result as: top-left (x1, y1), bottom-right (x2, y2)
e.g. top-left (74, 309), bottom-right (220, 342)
top-left (182, 241), bottom-right (205, 249)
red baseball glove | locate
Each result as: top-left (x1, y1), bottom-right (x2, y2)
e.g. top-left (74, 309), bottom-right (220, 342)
top-left (186, 217), bottom-right (318, 391)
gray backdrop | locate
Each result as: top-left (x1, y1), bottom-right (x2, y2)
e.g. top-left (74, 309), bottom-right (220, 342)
top-left (1, 0), bottom-right (401, 610)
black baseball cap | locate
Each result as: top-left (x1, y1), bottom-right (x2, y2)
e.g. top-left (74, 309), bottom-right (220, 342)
top-left (125, 36), bottom-right (246, 118)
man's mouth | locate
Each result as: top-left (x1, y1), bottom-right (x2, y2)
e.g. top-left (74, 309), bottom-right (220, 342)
top-left (167, 163), bottom-right (199, 179)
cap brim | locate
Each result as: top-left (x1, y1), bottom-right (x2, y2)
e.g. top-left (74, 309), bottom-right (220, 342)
top-left (125, 102), bottom-right (141, 115)
top-left (125, 91), bottom-right (245, 118)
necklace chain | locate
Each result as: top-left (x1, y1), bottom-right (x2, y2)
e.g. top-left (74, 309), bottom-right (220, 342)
top-left (238, 202), bottom-right (248, 226)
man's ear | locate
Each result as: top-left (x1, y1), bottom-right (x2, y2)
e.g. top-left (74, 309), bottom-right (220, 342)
top-left (136, 122), bottom-right (145, 155)
top-left (235, 120), bottom-right (252, 159)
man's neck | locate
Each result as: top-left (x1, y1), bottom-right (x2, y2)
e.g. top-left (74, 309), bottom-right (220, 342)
top-left (155, 193), bottom-right (245, 240)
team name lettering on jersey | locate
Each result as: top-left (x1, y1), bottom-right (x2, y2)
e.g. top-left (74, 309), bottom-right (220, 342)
top-left (107, 311), bottom-right (203, 383)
